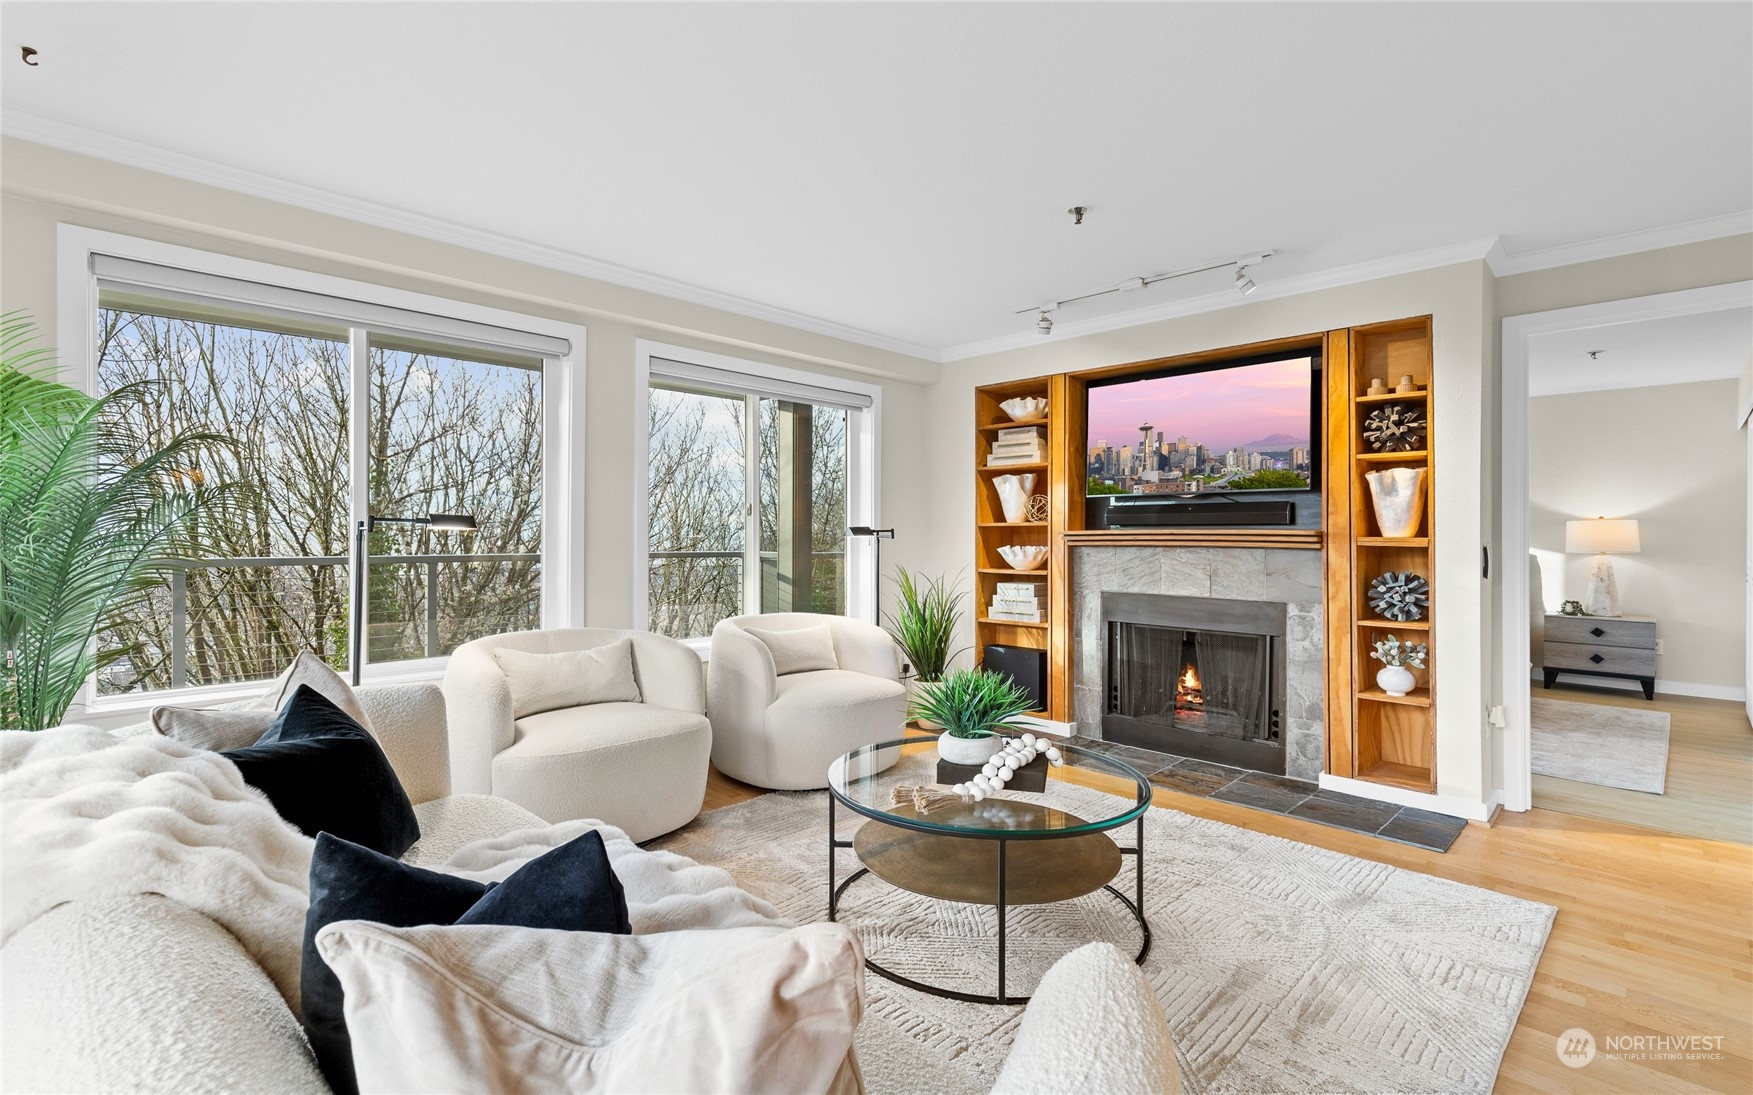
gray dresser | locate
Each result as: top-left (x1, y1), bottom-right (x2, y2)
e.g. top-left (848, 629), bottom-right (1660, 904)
top-left (1541, 613), bottom-right (1657, 700)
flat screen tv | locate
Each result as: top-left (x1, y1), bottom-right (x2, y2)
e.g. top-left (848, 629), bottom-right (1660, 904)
top-left (1084, 350), bottom-right (1321, 498)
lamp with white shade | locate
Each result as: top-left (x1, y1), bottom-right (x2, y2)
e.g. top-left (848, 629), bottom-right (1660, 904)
top-left (1564, 517), bottom-right (1640, 618)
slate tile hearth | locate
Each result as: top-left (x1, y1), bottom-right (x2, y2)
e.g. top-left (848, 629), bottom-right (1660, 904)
top-left (1068, 735), bottom-right (1467, 853)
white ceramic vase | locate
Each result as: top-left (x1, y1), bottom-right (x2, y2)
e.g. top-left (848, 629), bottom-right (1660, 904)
top-left (993, 473), bottom-right (1037, 523)
top-left (1375, 664), bottom-right (1416, 697)
top-left (938, 731), bottom-right (1003, 765)
top-left (1364, 466), bottom-right (1427, 538)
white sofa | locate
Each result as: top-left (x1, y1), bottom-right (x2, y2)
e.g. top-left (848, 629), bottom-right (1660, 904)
top-left (443, 628), bottom-right (711, 842)
top-left (0, 682), bottom-right (1180, 1095)
top-left (708, 612), bottom-right (908, 790)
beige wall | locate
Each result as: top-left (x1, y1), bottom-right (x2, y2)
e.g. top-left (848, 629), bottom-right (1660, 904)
top-left (1497, 234), bottom-right (1753, 319)
top-left (919, 262), bottom-right (1498, 809)
top-left (1529, 379), bottom-right (1747, 692)
top-left (0, 138), bottom-right (940, 628)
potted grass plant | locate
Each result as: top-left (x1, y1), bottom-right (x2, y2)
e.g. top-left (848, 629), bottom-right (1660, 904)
top-left (884, 567), bottom-right (968, 728)
top-left (883, 566), bottom-right (966, 684)
top-left (908, 666), bottom-right (1034, 765)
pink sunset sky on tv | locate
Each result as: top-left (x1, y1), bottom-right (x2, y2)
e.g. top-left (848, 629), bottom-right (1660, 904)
top-left (1086, 357), bottom-right (1313, 455)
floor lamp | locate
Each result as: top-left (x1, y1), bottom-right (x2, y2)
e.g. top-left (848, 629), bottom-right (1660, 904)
top-left (351, 512), bottom-right (477, 685)
top-left (848, 525), bottom-right (894, 625)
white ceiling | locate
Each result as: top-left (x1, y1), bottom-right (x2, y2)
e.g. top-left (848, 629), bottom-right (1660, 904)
top-left (1528, 307), bottom-right (1753, 397)
top-left (3, 3), bottom-right (1749, 360)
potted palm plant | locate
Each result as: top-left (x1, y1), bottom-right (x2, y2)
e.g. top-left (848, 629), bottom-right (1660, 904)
top-left (1, 311), bottom-right (234, 730)
top-left (908, 667), bottom-right (1034, 765)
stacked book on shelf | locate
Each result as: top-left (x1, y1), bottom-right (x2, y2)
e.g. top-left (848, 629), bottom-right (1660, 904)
top-left (988, 580), bottom-right (1045, 623)
top-left (985, 426), bottom-right (1046, 467)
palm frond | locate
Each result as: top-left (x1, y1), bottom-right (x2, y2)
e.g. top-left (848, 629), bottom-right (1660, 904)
top-left (1, 312), bottom-right (239, 729)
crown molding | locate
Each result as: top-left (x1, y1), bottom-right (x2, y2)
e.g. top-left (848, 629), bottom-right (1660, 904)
top-left (940, 237), bottom-right (1501, 362)
top-left (0, 110), bottom-right (941, 363)
top-left (7, 109), bottom-right (1747, 364)
top-left (1489, 211), bottom-right (1753, 276)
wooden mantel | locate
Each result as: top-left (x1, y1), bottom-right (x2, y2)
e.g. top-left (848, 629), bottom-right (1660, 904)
top-left (1060, 528), bottom-right (1322, 551)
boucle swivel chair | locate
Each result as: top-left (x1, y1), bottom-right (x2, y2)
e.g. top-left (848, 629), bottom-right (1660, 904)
top-left (707, 612), bottom-right (906, 790)
top-left (443, 628), bottom-right (710, 842)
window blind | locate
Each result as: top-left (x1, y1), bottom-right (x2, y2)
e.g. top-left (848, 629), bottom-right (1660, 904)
top-left (92, 255), bottom-right (571, 363)
top-left (649, 357), bottom-right (874, 411)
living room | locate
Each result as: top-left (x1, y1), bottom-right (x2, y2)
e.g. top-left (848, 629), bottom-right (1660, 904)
top-left (2, 4), bottom-right (1750, 1094)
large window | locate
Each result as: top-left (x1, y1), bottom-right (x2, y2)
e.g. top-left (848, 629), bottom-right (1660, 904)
top-left (80, 247), bottom-right (568, 696)
top-left (642, 350), bottom-right (874, 640)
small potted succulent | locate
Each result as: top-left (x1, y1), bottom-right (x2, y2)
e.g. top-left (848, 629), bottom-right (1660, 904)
top-left (908, 667), bottom-right (1034, 765)
top-left (1370, 634), bottom-right (1427, 697)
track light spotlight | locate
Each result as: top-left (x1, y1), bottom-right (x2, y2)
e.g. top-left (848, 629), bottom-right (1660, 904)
top-left (1234, 266), bottom-right (1257, 296)
top-left (1036, 310), bottom-right (1054, 335)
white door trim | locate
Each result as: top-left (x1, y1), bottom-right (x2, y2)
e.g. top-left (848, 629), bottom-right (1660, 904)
top-left (1498, 280), bottom-right (1753, 811)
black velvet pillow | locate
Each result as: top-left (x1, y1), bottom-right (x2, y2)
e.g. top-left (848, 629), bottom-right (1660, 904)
top-left (302, 829), bottom-right (632, 1095)
top-left (223, 684), bottom-right (420, 858)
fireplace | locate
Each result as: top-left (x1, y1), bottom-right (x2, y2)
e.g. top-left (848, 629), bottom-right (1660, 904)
top-left (1103, 592), bottom-right (1287, 774)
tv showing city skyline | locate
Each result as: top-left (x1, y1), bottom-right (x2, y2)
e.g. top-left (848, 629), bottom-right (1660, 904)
top-left (1085, 355), bottom-right (1318, 495)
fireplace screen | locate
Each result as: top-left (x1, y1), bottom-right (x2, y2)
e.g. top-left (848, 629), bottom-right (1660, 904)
top-left (1101, 592), bottom-right (1286, 774)
top-left (1111, 624), bottom-right (1274, 742)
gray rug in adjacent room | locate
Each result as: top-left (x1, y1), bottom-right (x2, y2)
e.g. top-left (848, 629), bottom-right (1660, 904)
top-left (653, 787), bottom-right (1554, 1095)
top-left (1531, 696), bottom-right (1671, 794)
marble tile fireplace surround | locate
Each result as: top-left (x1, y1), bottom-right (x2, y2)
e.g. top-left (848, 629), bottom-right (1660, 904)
top-left (1073, 546), bottom-right (1325, 783)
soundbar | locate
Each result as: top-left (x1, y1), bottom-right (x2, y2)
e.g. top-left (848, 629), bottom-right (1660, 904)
top-left (1088, 495), bottom-right (1296, 528)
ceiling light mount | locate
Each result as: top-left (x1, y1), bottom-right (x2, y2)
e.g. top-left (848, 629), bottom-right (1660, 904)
top-left (1015, 249), bottom-right (1275, 331)
top-left (1068, 206), bottom-right (1087, 225)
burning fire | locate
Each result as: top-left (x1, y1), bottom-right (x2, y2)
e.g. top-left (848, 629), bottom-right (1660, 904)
top-left (1176, 664), bottom-right (1204, 707)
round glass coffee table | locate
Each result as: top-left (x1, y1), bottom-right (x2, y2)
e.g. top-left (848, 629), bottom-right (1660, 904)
top-left (825, 736), bottom-right (1152, 1004)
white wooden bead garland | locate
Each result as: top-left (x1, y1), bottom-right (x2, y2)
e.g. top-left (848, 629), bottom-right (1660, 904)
top-left (949, 733), bottom-right (1063, 801)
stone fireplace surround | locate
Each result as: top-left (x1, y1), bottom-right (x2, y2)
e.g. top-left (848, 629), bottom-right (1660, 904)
top-left (1072, 546), bottom-right (1325, 782)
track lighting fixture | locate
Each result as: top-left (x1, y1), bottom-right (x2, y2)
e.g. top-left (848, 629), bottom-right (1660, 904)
top-left (1016, 249), bottom-right (1273, 331)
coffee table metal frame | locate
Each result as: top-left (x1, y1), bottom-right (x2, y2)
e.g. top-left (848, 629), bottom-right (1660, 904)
top-left (826, 735), bottom-right (1151, 1005)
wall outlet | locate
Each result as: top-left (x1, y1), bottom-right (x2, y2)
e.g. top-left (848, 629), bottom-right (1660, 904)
top-left (1654, 639), bottom-right (1664, 655)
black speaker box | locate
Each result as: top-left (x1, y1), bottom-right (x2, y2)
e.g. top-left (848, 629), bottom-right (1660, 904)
top-left (983, 644), bottom-right (1047, 711)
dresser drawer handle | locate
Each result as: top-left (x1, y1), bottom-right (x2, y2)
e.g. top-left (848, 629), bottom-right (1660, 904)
top-left (1590, 653), bottom-right (1605, 664)
top-left (1590, 626), bottom-right (1605, 637)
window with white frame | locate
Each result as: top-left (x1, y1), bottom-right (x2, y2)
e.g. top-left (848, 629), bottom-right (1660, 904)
top-left (76, 246), bottom-right (573, 696)
top-left (642, 349), bottom-right (876, 640)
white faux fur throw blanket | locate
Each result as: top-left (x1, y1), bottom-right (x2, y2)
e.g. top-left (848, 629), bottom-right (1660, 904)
top-left (2, 727), bottom-right (787, 1015)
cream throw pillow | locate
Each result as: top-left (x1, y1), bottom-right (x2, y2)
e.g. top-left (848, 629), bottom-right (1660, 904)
top-left (744, 623), bottom-right (839, 675)
top-left (491, 638), bottom-right (643, 719)
top-left (316, 921), bottom-right (865, 1095)
top-left (152, 650), bottom-right (373, 750)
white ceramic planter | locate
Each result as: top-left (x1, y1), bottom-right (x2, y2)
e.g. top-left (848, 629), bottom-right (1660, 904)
top-left (993, 473), bottom-right (1037, 523)
top-left (1375, 664), bottom-right (1417, 697)
top-left (1364, 466), bottom-right (1427, 538)
top-left (938, 731), bottom-right (1004, 765)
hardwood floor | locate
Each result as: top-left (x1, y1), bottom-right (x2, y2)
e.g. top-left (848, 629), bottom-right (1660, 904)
top-left (702, 761), bottom-right (1753, 1093)
top-left (1531, 683), bottom-right (1752, 845)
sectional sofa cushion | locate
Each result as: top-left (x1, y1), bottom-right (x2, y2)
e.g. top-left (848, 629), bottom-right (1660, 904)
top-left (302, 829), bottom-right (630, 1095)
top-left (316, 920), bottom-right (864, 1095)
top-left (151, 650), bottom-right (375, 751)
top-left (222, 685), bottom-right (419, 857)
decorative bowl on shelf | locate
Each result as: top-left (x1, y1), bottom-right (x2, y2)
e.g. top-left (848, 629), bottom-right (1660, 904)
top-left (996, 545), bottom-right (1049, 571)
top-left (998, 397), bottom-right (1048, 422)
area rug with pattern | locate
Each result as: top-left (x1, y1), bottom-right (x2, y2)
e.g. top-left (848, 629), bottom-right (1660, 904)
top-left (651, 786), bottom-right (1554, 1095)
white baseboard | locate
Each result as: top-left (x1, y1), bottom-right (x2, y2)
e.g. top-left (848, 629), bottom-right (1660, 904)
top-left (1530, 669), bottom-right (1745, 703)
top-left (1316, 773), bottom-right (1489, 822)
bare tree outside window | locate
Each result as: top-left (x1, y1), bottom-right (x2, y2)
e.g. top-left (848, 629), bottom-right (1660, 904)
top-left (647, 383), bottom-right (848, 639)
top-left (93, 307), bottom-right (543, 693)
